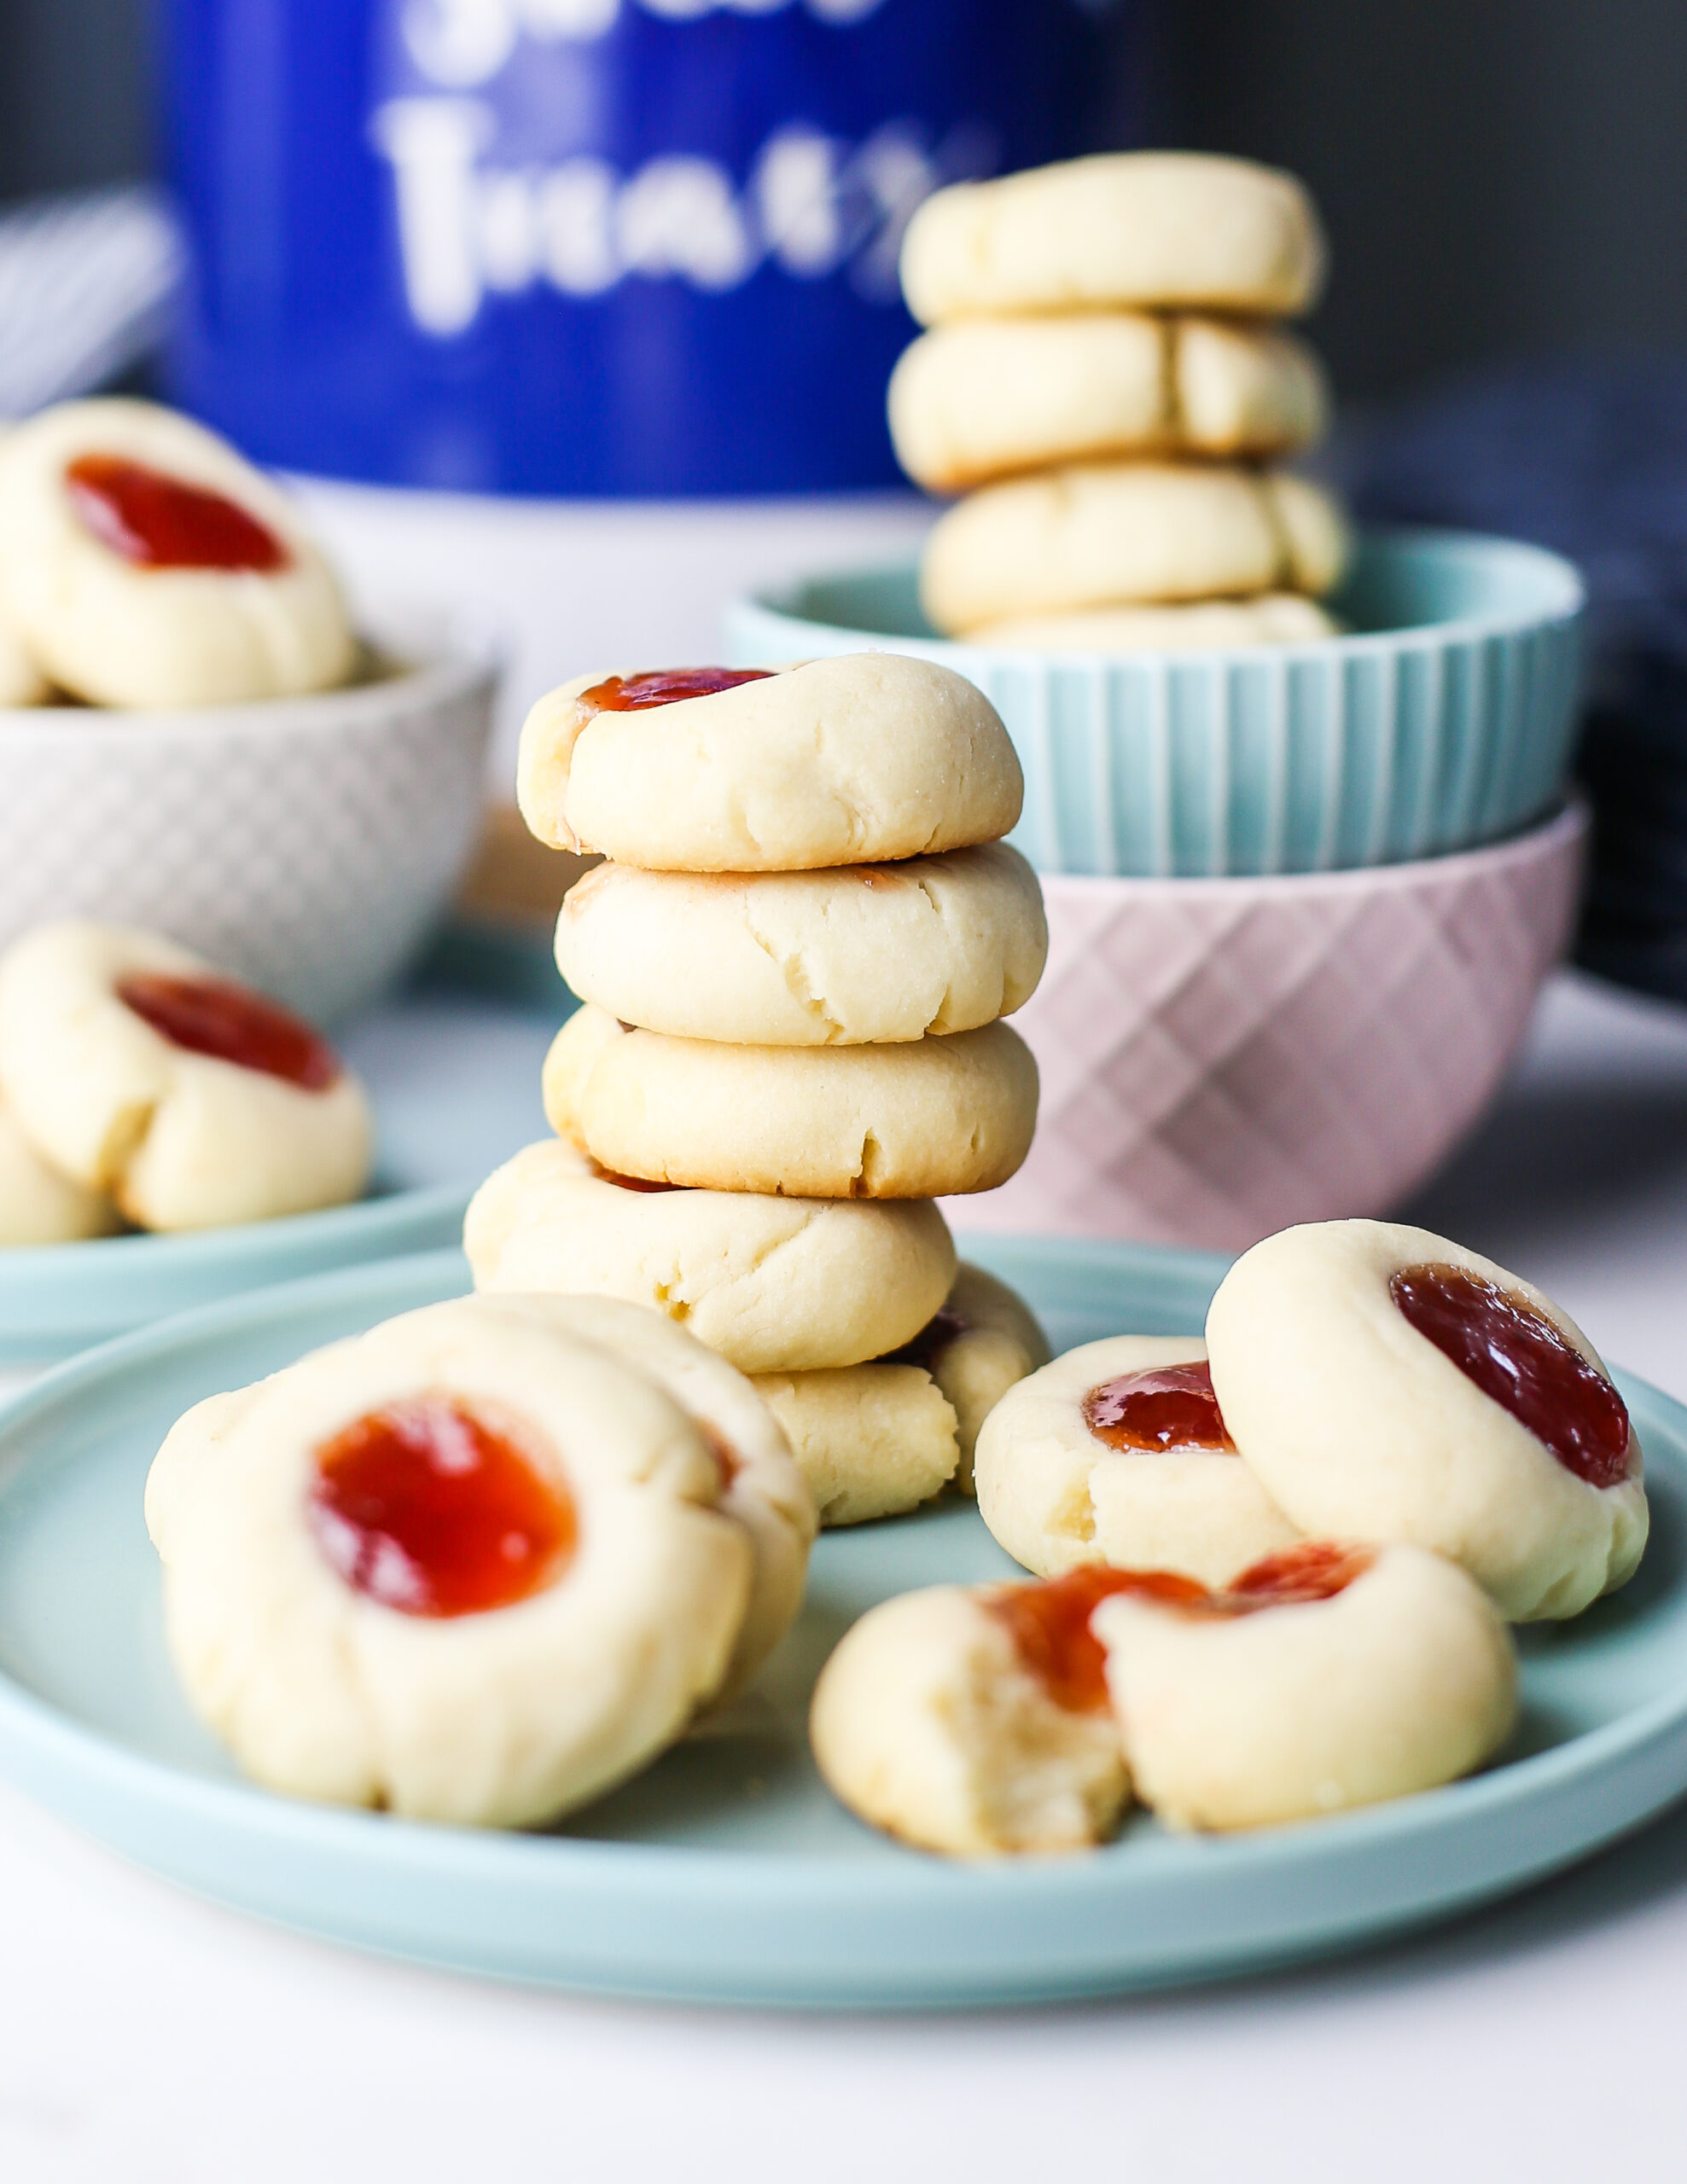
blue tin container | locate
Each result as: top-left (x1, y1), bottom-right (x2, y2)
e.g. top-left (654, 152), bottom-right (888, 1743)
top-left (161, 0), bottom-right (1135, 495)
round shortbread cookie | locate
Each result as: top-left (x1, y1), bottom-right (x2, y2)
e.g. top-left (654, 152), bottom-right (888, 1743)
top-left (0, 1091), bottom-right (120, 1245)
top-left (555, 843), bottom-right (1047, 1046)
top-left (887, 315), bottom-right (1327, 493)
top-left (544, 1004), bottom-right (1038, 1199)
top-left (968, 595), bottom-right (1340, 653)
top-left (974, 1335), bottom-right (1300, 1584)
top-left (465, 1137), bottom-right (957, 1371)
top-left (885, 1261), bottom-right (1050, 1493)
top-left (1094, 1542), bottom-right (1517, 1831)
top-left (0, 921), bottom-right (371, 1232)
top-left (0, 399), bottom-right (353, 709)
top-left (751, 1362), bottom-right (959, 1525)
top-left (143, 1294), bottom-right (754, 1825)
top-left (474, 1292), bottom-right (814, 1702)
top-left (516, 653), bottom-right (1022, 868)
top-left (1205, 1221), bottom-right (1649, 1621)
top-left (900, 152), bottom-right (1325, 327)
top-left (919, 463), bottom-right (1350, 636)
top-left (810, 1583), bottom-right (1128, 1856)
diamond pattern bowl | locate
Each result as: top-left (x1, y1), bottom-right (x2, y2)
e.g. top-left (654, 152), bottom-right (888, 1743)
top-left (950, 802), bottom-right (1586, 1252)
top-left (0, 604), bottom-right (497, 1025)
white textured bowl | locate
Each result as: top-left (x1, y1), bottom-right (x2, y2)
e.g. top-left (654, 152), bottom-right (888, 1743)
top-left (950, 803), bottom-right (1586, 1252)
top-left (0, 604), bottom-right (497, 1024)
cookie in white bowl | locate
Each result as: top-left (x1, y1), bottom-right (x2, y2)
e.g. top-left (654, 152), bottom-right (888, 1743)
top-left (0, 921), bottom-right (371, 1231)
top-left (0, 398), bottom-right (353, 708)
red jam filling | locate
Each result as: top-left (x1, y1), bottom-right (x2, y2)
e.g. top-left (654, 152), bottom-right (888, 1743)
top-left (883, 1304), bottom-right (970, 1373)
top-left (1082, 1361), bottom-right (1235, 1453)
top-left (1390, 1262), bottom-right (1632, 1490)
top-left (989, 1542), bottom-right (1374, 1713)
top-left (308, 1395), bottom-right (576, 1617)
top-left (117, 972), bottom-right (341, 1091)
top-left (65, 454), bottom-right (289, 572)
top-left (578, 667), bottom-right (771, 713)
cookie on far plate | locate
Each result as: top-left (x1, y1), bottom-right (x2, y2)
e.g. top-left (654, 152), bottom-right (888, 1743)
top-left (544, 1003), bottom-right (1038, 1200)
top-left (516, 654), bottom-right (1022, 869)
top-left (969, 595), bottom-right (1339, 653)
top-left (0, 1090), bottom-right (120, 1245)
top-left (0, 921), bottom-right (370, 1232)
top-left (0, 398), bottom-right (353, 708)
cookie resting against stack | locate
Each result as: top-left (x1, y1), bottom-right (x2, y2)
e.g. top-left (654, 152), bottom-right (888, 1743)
top-left (891, 151), bottom-right (1350, 648)
top-left (810, 1217), bottom-right (1644, 1856)
top-left (467, 654), bottom-right (1054, 1523)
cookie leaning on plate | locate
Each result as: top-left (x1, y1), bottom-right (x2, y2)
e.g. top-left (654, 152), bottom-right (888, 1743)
top-left (516, 655), bottom-right (1022, 868)
top-left (900, 151), bottom-right (1326, 325)
top-left (556, 844), bottom-right (1047, 1046)
top-left (465, 1138), bottom-right (957, 1371)
top-left (544, 1002), bottom-right (1038, 1199)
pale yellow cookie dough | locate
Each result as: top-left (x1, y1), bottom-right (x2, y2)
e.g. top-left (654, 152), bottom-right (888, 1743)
top-left (144, 1294), bottom-right (754, 1825)
top-left (466, 1137), bottom-right (957, 1371)
top-left (963, 595), bottom-right (1340, 653)
top-left (751, 1362), bottom-right (959, 1525)
top-left (1096, 1543), bottom-right (1517, 1831)
top-left (920, 462), bottom-right (1350, 635)
top-left (1205, 1221), bottom-right (1649, 1621)
top-left (544, 1003), bottom-right (1038, 1199)
top-left (0, 1091), bottom-right (120, 1244)
top-left (555, 843), bottom-right (1046, 1046)
top-left (0, 921), bottom-right (370, 1232)
top-left (887, 314), bottom-right (1327, 493)
top-left (895, 1260), bottom-right (1051, 1493)
top-left (974, 1335), bottom-right (1300, 1583)
top-left (811, 1583), bottom-right (1128, 1855)
top-left (0, 599), bottom-right (48, 706)
top-left (517, 653), bottom-right (1022, 868)
top-left (900, 152), bottom-right (1325, 326)
top-left (0, 398), bottom-right (353, 708)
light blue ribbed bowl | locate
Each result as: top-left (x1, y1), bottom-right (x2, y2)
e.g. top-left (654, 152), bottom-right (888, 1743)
top-left (724, 529), bottom-right (1585, 878)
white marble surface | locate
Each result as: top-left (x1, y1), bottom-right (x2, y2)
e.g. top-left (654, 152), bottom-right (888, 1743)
top-left (3, 964), bottom-right (1687, 2184)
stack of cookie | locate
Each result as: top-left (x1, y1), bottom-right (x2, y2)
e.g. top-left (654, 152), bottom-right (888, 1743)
top-left (890, 151), bottom-right (1349, 648)
top-left (466, 654), bottom-right (1054, 1525)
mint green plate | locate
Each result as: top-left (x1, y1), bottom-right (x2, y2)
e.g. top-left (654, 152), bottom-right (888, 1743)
top-left (0, 1238), bottom-right (1683, 2008)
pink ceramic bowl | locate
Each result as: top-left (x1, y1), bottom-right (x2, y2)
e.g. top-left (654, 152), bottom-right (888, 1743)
top-left (952, 802), bottom-right (1586, 1252)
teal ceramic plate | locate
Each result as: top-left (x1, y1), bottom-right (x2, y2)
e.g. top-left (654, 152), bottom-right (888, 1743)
top-left (0, 924), bottom-right (565, 1364)
top-left (1, 1238), bottom-right (1684, 2008)
top-left (724, 529), bottom-right (1585, 879)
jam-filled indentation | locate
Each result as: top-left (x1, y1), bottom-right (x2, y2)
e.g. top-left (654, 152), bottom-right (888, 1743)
top-left (309, 1394), bottom-right (577, 1617)
top-left (65, 455), bottom-right (290, 572)
top-left (117, 972), bottom-right (341, 1091)
top-left (1390, 1261), bottom-right (1632, 1490)
top-left (989, 1542), bottom-right (1373, 1713)
top-left (1082, 1361), bottom-right (1235, 1453)
top-left (579, 668), bottom-right (772, 714)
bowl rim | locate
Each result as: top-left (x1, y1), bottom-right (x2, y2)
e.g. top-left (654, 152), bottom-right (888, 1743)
top-left (1027, 795), bottom-right (1588, 900)
top-left (730, 524), bottom-right (1586, 666)
top-left (0, 595), bottom-right (503, 742)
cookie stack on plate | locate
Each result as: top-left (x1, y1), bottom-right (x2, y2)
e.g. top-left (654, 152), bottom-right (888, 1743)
top-left (466, 653), bottom-right (1055, 1525)
top-left (890, 151), bottom-right (1349, 649)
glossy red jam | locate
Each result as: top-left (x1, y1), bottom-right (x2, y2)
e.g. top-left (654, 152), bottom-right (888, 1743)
top-left (883, 1305), bottom-right (969, 1373)
top-left (1082, 1361), bottom-right (1235, 1453)
top-left (117, 973), bottom-right (340, 1091)
top-left (989, 1542), bottom-right (1373, 1713)
top-left (65, 454), bottom-right (289, 572)
top-left (578, 667), bottom-right (771, 713)
top-left (308, 1395), bottom-right (576, 1617)
top-left (1391, 1262), bottom-right (1632, 1489)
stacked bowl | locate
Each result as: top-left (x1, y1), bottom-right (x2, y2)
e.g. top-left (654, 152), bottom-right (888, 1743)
top-left (728, 156), bottom-right (1588, 1252)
